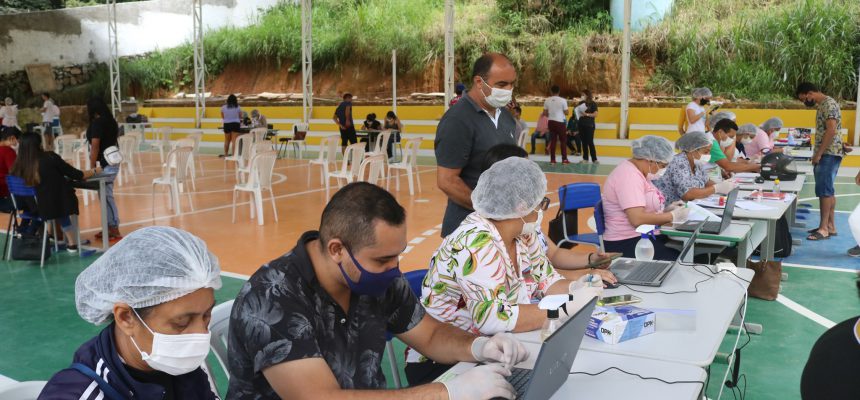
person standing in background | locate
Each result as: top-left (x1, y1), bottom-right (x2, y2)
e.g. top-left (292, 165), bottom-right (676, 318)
top-left (684, 88), bottom-right (714, 134)
top-left (797, 82), bottom-right (844, 241)
top-left (544, 85), bottom-right (569, 164)
top-left (575, 90), bottom-right (599, 164)
top-left (333, 93), bottom-right (356, 153)
top-left (40, 93), bottom-right (60, 150)
top-left (435, 53), bottom-right (518, 238)
top-left (0, 128), bottom-right (18, 213)
top-left (449, 82), bottom-right (466, 107)
top-left (220, 94), bottom-right (242, 157)
top-left (1, 98), bottom-right (19, 131)
top-left (86, 97), bottom-right (122, 241)
top-left (511, 105), bottom-right (528, 146)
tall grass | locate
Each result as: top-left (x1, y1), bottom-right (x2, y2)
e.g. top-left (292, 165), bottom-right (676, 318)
top-left (118, 0), bottom-right (860, 102)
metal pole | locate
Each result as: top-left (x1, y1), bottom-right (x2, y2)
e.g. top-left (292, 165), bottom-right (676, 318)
top-left (443, 0), bottom-right (454, 111)
top-left (392, 49), bottom-right (397, 114)
top-left (619, 0), bottom-right (632, 139)
top-left (854, 62), bottom-right (860, 146)
top-left (107, 0), bottom-right (121, 117)
top-left (301, 0), bottom-right (313, 124)
top-left (192, 0), bottom-right (206, 129)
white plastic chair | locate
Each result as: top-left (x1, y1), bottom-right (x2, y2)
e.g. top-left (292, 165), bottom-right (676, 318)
top-left (224, 134), bottom-right (253, 182)
top-left (308, 136), bottom-right (339, 186)
top-left (387, 139), bottom-right (422, 195)
top-left (517, 128), bottom-right (529, 149)
top-left (251, 127), bottom-right (268, 143)
top-left (54, 134), bottom-right (78, 160)
top-left (152, 126), bottom-right (173, 163)
top-left (291, 123), bottom-right (308, 159)
top-left (208, 300), bottom-right (234, 381)
top-left (185, 131), bottom-right (205, 176)
top-left (172, 138), bottom-right (198, 191)
top-left (326, 142), bottom-right (365, 198)
top-left (237, 142), bottom-right (276, 183)
top-left (358, 154), bottom-right (386, 185)
top-left (232, 151), bottom-right (279, 225)
top-left (0, 380), bottom-right (47, 400)
top-left (117, 136), bottom-right (137, 185)
top-left (124, 131), bottom-right (145, 170)
top-left (74, 131), bottom-right (94, 206)
top-left (152, 146), bottom-right (195, 219)
top-left (365, 130), bottom-right (393, 178)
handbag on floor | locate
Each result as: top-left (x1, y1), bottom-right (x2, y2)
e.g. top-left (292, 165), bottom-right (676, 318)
top-left (547, 186), bottom-right (578, 249)
top-left (746, 259), bottom-right (782, 300)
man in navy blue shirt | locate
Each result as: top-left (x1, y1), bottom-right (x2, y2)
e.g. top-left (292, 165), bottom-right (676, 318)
top-left (333, 93), bottom-right (356, 153)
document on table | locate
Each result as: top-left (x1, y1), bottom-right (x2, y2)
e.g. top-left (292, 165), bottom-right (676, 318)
top-left (686, 203), bottom-right (720, 221)
top-left (735, 200), bottom-right (775, 211)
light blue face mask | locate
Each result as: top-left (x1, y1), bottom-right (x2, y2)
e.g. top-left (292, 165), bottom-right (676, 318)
top-left (337, 247), bottom-right (402, 297)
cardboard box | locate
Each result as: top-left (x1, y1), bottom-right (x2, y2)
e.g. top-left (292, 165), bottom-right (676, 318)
top-left (585, 305), bottom-right (656, 344)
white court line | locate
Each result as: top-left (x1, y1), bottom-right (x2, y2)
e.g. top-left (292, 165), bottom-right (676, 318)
top-left (221, 271), bottom-right (251, 280)
top-left (409, 237), bottom-right (426, 245)
top-left (781, 262), bottom-right (859, 273)
top-left (403, 246), bottom-right (414, 254)
top-left (422, 229), bottom-right (437, 236)
top-left (776, 294), bottom-right (836, 329)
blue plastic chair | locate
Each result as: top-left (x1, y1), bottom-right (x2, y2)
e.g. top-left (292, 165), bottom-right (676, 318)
top-left (556, 182), bottom-right (603, 250)
top-left (385, 268), bottom-right (428, 388)
top-left (5, 175), bottom-right (58, 267)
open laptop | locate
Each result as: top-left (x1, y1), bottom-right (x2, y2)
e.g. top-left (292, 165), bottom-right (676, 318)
top-left (609, 222), bottom-right (704, 286)
top-left (478, 297), bottom-right (598, 400)
top-left (675, 187), bottom-right (740, 234)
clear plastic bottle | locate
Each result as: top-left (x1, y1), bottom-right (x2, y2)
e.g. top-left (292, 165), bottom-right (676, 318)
top-left (540, 308), bottom-right (562, 341)
top-left (635, 234), bottom-right (655, 261)
top-left (773, 178), bottom-right (781, 194)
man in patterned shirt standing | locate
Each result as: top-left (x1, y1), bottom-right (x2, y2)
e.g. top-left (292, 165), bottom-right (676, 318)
top-left (796, 82), bottom-right (844, 241)
top-left (226, 182), bottom-right (529, 400)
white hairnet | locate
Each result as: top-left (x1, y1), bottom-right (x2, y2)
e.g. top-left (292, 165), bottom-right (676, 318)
top-left (708, 111), bottom-right (736, 131)
top-left (761, 117), bottom-right (783, 132)
top-left (692, 87), bottom-right (712, 98)
top-left (737, 123), bottom-right (757, 136)
top-left (75, 226), bottom-right (222, 325)
top-left (632, 135), bottom-right (674, 163)
top-left (677, 131), bottom-right (712, 152)
top-left (472, 157), bottom-right (547, 220)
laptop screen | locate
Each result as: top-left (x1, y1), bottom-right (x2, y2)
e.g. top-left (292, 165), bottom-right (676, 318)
top-left (676, 222), bottom-right (703, 262)
top-left (719, 188), bottom-right (740, 232)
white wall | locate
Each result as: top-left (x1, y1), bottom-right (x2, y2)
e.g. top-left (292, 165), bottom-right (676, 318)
top-left (0, 0), bottom-right (284, 74)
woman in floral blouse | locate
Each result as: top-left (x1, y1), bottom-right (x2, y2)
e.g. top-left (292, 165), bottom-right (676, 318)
top-left (405, 156), bottom-right (615, 384)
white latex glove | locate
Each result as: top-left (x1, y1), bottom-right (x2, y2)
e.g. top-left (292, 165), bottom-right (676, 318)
top-left (443, 364), bottom-right (516, 400)
top-left (471, 333), bottom-right (530, 369)
top-left (670, 207), bottom-right (691, 223)
top-left (664, 200), bottom-right (686, 212)
top-left (714, 180), bottom-right (737, 195)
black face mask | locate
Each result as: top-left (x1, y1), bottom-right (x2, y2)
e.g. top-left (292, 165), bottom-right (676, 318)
top-left (803, 99), bottom-right (816, 107)
top-left (699, 98), bottom-right (710, 106)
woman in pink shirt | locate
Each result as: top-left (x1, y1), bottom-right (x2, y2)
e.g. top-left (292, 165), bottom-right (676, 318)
top-left (602, 136), bottom-right (690, 260)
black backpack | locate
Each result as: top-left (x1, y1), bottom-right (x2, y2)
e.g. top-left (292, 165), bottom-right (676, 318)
top-left (753, 215), bottom-right (792, 258)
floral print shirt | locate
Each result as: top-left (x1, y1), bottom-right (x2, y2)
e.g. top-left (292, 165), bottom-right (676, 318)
top-left (226, 231), bottom-right (425, 398)
top-left (653, 153), bottom-right (710, 206)
top-left (407, 213), bottom-right (562, 363)
top-left (815, 96), bottom-right (843, 156)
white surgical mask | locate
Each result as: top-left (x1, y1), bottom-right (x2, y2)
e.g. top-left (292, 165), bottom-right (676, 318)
top-left (129, 309), bottom-right (211, 376)
top-left (480, 77), bottom-right (513, 109)
top-left (646, 162), bottom-right (666, 181)
top-left (520, 209), bottom-right (543, 237)
top-left (741, 137), bottom-right (753, 145)
top-left (695, 154), bottom-right (712, 166)
top-left (720, 137), bottom-right (735, 148)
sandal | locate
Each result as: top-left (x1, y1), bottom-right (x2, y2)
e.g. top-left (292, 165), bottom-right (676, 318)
top-left (807, 231), bottom-right (830, 241)
top-left (806, 228), bottom-right (838, 236)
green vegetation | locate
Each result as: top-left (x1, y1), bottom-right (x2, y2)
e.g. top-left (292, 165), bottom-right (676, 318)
top-left (108, 0), bottom-right (860, 102)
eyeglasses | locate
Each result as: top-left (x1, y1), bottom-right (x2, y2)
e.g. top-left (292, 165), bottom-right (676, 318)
top-left (537, 197), bottom-right (550, 211)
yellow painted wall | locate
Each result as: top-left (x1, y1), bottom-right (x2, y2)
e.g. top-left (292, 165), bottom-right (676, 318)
top-left (139, 105), bottom-right (859, 163)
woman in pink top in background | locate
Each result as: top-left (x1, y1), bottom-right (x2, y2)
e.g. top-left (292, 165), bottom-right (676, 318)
top-left (602, 136), bottom-right (690, 260)
top-left (744, 117), bottom-right (784, 159)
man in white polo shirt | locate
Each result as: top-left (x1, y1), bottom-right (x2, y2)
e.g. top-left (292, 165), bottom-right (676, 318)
top-left (544, 85), bottom-right (569, 164)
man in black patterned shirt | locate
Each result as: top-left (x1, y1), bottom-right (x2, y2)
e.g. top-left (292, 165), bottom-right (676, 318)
top-left (227, 182), bottom-right (529, 400)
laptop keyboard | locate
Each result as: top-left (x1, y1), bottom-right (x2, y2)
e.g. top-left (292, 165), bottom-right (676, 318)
top-left (507, 367), bottom-right (532, 397)
top-left (623, 261), bottom-right (669, 283)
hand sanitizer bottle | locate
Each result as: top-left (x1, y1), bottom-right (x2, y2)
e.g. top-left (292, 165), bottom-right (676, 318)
top-left (635, 233), bottom-right (655, 261)
top-left (540, 308), bottom-right (562, 342)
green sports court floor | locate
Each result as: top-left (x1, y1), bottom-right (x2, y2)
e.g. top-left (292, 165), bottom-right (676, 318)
top-left (1, 162), bottom-right (858, 399)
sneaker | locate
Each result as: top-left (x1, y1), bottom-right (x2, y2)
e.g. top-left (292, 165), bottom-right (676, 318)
top-left (66, 245), bottom-right (79, 253)
top-left (848, 246), bottom-right (860, 257)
